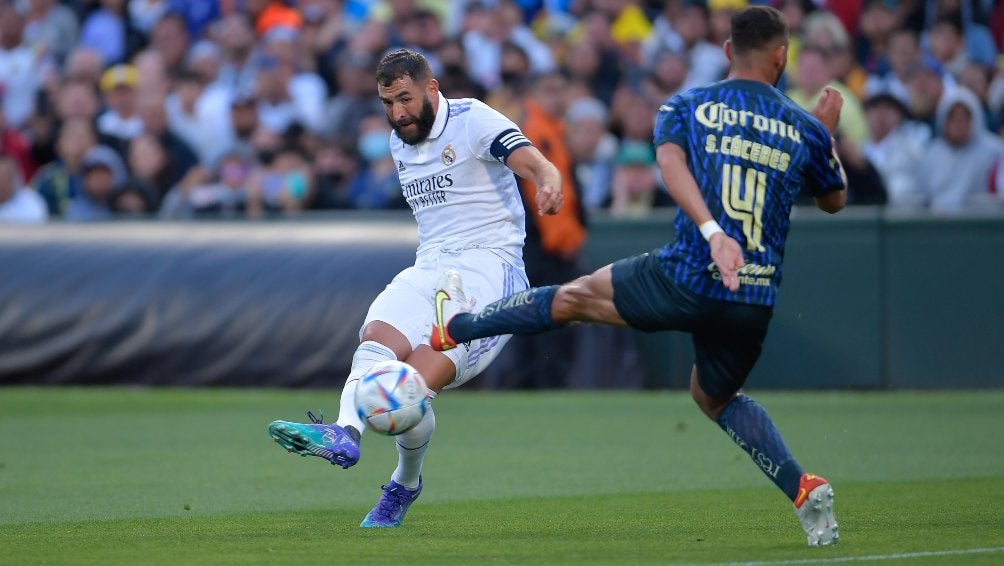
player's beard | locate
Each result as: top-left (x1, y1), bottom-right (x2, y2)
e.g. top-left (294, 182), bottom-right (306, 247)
top-left (390, 96), bottom-right (437, 145)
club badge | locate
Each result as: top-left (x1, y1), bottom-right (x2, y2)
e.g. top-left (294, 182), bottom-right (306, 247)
top-left (441, 144), bottom-right (456, 165)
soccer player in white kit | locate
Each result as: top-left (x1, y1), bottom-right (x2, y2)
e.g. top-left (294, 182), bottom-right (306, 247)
top-left (268, 48), bottom-right (563, 527)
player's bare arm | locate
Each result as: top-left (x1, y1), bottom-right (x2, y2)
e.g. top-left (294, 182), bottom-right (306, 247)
top-left (656, 142), bottom-right (744, 292)
top-left (811, 87), bottom-right (849, 214)
top-left (505, 145), bottom-right (563, 215)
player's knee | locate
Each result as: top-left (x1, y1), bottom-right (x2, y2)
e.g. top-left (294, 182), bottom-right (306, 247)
top-left (552, 277), bottom-right (595, 322)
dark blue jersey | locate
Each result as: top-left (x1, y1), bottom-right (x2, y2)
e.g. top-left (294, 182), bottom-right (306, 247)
top-left (652, 79), bottom-right (844, 306)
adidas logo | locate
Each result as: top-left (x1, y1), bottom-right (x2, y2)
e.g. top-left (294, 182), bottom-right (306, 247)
top-left (398, 160), bottom-right (406, 172)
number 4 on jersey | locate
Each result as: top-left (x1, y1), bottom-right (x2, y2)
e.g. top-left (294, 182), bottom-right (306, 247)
top-left (721, 164), bottom-right (766, 252)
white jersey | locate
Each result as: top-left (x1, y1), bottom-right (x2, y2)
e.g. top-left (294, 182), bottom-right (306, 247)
top-left (391, 92), bottom-right (531, 265)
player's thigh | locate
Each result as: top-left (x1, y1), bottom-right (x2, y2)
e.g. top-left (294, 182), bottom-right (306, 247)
top-left (362, 265), bottom-right (435, 349)
top-left (692, 303), bottom-right (773, 398)
top-left (609, 251), bottom-right (701, 332)
top-left (440, 250), bottom-right (529, 389)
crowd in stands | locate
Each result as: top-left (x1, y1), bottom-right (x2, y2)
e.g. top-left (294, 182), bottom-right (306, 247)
top-left (2, 0), bottom-right (1004, 224)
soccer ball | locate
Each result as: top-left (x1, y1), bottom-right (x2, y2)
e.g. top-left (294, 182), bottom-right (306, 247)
top-left (355, 360), bottom-right (429, 435)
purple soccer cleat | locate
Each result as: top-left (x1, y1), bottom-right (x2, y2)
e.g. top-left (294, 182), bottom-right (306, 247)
top-left (359, 478), bottom-right (423, 527)
top-left (268, 411), bottom-right (361, 469)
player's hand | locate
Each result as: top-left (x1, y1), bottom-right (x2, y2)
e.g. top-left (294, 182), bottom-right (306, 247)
top-left (535, 184), bottom-right (563, 215)
top-left (812, 86), bottom-right (844, 134)
top-left (709, 233), bottom-right (745, 292)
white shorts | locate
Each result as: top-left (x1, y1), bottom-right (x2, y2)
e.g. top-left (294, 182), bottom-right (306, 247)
top-left (361, 247), bottom-right (529, 389)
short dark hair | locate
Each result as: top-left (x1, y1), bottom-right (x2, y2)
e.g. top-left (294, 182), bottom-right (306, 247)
top-left (730, 6), bottom-right (789, 55)
top-left (375, 48), bottom-right (432, 87)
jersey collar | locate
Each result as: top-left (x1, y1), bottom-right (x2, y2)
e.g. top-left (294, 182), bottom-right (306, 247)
top-left (427, 92), bottom-right (450, 141)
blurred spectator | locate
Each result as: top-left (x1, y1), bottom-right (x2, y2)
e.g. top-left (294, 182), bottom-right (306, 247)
top-left (916, 86), bottom-right (1004, 212)
top-left (0, 154), bottom-right (47, 224)
top-left (609, 85), bottom-right (658, 144)
top-left (165, 69), bottom-right (231, 166)
top-left (159, 146), bottom-right (256, 219)
top-left (23, 0), bottom-right (79, 64)
top-left (322, 49), bottom-right (383, 143)
top-left (310, 136), bottom-right (362, 210)
top-left (33, 80), bottom-right (100, 170)
top-left (640, 49), bottom-right (689, 105)
top-left (132, 48), bottom-right (170, 99)
top-left (708, 0), bottom-right (745, 47)
top-left (803, 9), bottom-right (869, 100)
top-left (906, 54), bottom-right (953, 130)
top-left (247, 143), bottom-right (314, 215)
top-left (110, 183), bottom-right (156, 216)
top-left (865, 27), bottom-right (923, 105)
top-left (832, 133), bottom-right (888, 206)
top-left (857, 0), bottom-right (903, 75)
top-left (609, 140), bottom-right (671, 218)
top-left (136, 94), bottom-right (198, 186)
top-left (0, 4), bottom-right (42, 130)
top-left (224, 90), bottom-right (260, 148)
top-left (565, 96), bottom-right (618, 212)
top-left (97, 64), bottom-right (144, 148)
top-left (788, 45), bottom-right (870, 146)
top-left (149, 11), bottom-right (191, 73)
top-left (63, 47), bottom-right (105, 85)
top-left (921, 0), bottom-right (997, 69)
top-left (486, 67), bottom-right (587, 390)
top-left (32, 117), bottom-right (97, 217)
top-left (0, 104), bottom-right (36, 181)
top-left (124, 132), bottom-right (174, 207)
top-left (254, 26), bottom-right (328, 135)
top-left (346, 115), bottom-right (402, 209)
top-left (958, 60), bottom-right (999, 131)
top-left (563, 34), bottom-right (622, 106)
top-left (187, 39), bottom-right (228, 95)
top-left (643, 2), bottom-right (728, 90)
top-left (462, 0), bottom-right (555, 91)
top-left (78, 0), bottom-right (132, 65)
top-left (485, 40), bottom-right (533, 122)
top-left (594, 0), bottom-right (652, 67)
top-left (514, 70), bottom-right (587, 271)
top-left (163, 0), bottom-right (222, 39)
top-left (66, 144), bottom-right (127, 221)
top-left (127, 0), bottom-right (171, 35)
top-left (862, 92), bottom-right (928, 209)
top-left (212, 11), bottom-right (259, 96)
top-left (247, 0), bottom-right (303, 37)
top-left (398, 9), bottom-right (447, 76)
top-left (775, 0), bottom-right (815, 80)
top-left (928, 15), bottom-right (970, 80)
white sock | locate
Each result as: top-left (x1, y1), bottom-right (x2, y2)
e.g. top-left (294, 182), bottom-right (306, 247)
top-left (391, 400), bottom-right (436, 490)
top-left (335, 340), bottom-right (396, 434)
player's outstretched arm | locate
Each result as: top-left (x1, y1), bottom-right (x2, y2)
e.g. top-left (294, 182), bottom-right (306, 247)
top-left (656, 142), bottom-right (744, 292)
top-left (506, 145), bottom-right (563, 215)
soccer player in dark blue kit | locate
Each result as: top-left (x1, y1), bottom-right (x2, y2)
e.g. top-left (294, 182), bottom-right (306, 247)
top-left (429, 6), bottom-right (847, 546)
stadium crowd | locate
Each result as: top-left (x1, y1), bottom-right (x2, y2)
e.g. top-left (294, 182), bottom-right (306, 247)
top-left (2, 0), bottom-right (1004, 224)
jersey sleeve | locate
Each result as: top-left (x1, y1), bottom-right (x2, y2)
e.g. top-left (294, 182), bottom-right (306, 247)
top-left (467, 104), bottom-right (532, 164)
top-left (802, 122), bottom-right (846, 197)
top-left (652, 94), bottom-right (688, 151)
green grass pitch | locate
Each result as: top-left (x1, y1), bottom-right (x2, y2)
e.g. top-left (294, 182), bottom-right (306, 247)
top-left (1, 387), bottom-right (1002, 565)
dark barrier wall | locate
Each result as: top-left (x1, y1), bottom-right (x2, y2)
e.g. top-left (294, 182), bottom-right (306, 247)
top-left (1, 209), bottom-right (1002, 388)
top-left (583, 207), bottom-right (1004, 389)
top-left (0, 220), bottom-right (417, 387)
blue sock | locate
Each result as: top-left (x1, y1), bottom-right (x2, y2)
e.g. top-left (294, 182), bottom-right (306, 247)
top-left (448, 285), bottom-right (561, 343)
top-left (717, 394), bottom-right (804, 501)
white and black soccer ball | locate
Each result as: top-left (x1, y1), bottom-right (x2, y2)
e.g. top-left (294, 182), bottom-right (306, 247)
top-left (354, 360), bottom-right (429, 435)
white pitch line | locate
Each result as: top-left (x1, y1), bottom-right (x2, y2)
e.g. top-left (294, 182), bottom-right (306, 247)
top-left (719, 546), bottom-right (1004, 565)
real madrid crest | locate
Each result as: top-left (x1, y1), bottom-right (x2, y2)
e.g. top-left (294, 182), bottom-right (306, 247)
top-left (441, 144), bottom-right (456, 165)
